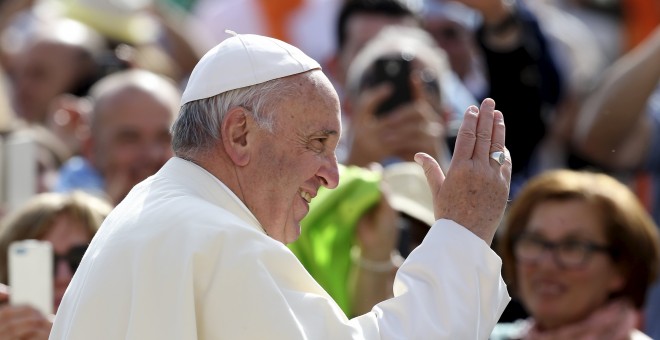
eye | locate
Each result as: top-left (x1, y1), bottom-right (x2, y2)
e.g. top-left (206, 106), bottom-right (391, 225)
top-left (558, 240), bottom-right (587, 254)
top-left (309, 137), bottom-right (327, 152)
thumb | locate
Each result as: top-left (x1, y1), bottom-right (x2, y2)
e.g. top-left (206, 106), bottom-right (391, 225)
top-left (414, 152), bottom-right (445, 218)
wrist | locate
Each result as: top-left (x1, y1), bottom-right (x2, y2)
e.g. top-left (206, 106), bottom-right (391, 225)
top-left (350, 246), bottom-right (404, 273)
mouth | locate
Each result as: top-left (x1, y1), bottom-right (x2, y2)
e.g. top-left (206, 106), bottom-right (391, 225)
top-left (300, 190), bottom-right (313, 203)
top-left (531, 279), bottom-right (565, 297)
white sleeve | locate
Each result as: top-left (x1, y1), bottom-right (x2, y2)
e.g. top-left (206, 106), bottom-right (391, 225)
top-left (373, 219), bottom-right (511, 340)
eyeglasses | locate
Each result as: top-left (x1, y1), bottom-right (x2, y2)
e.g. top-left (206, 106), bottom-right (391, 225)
top-left (53, 244), bottom-right (88, 277)
top-left (514, 234), bottom-right (611, 269)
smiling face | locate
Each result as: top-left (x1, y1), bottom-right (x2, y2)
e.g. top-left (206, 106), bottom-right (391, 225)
top-left (89, 87), bottom-right (176, 204)
top-left (244, 71), bottom-right (341, 244)
top-left (517, 198), bottom-right (625, 330)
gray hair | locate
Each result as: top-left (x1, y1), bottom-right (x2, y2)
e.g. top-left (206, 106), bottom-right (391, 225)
top-left (171, 75), bottom-right (299, 158)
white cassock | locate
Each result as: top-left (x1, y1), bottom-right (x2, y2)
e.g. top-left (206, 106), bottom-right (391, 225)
top-left (49, 157), bottom-right (510, 340)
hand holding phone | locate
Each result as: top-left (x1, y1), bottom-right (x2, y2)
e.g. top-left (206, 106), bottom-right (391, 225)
top-left (363, 55), bottom-right (413, 117)
top-left (8, 240), bottom-right (53, 316)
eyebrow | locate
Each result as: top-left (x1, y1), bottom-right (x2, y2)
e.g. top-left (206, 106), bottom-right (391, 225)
top-left (321, 129), bottom-right (338, 136)
top-left (525, 230), bottom-right (599, 240)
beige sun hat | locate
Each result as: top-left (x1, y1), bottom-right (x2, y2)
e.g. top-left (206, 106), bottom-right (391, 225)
top-left (382, 162), bottom-right (435, 227)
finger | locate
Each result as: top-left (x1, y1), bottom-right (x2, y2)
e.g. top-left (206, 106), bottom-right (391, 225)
top-left (414, 152), bottom-right (445, 219)
top-left (473, 98), bottom-right (496, 159)
top-left (490, 110), bottom-right (505, 152)
top-left (410, 71), bottom-right (424, 101)
top-left (452, 105), bottom-right (478, 160)
top-left (500, 148), bottom-right (513, 183)
top-left (356, 83), bottom-right (392, 122)
top-left (379, 101), bottom-right (438, 128)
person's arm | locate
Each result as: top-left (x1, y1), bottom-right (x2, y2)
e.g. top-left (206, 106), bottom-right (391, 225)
top-left (148, 3), bottom-right (203, 82)
top-left (371, 98), bottom-right (511, 338)
top-left (573, 26), bottom-right (660, 171)
top-left (349, 196), bottom-right (400, 316)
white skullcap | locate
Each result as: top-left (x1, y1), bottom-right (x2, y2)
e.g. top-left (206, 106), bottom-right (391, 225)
top-left (180, 31), bottom-right (321, 106)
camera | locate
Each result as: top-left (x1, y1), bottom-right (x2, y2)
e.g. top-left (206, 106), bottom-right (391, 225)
top-left (362, 54), bottom-right (414, 117)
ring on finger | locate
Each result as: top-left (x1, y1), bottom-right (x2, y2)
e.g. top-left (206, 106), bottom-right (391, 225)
top-left (490, 151), bottom-right (505, 166)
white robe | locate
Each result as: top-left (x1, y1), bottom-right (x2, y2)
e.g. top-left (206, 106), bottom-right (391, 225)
top-left (49, 157), bottom-right (510, 339)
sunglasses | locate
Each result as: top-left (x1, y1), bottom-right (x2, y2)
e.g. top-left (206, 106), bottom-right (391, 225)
top-left (53, 244), bottom-right (89, 277)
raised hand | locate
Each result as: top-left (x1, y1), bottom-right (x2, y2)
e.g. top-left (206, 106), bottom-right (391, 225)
top-left (415, 98), bottom-right (511, 244)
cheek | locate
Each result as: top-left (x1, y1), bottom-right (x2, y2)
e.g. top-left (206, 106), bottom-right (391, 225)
top-left (110, 142), bottom-right (144, 164)
top-left (588, 263), bottom-right (624, 300)
top-left (516, 263), bottom-right (535, 294)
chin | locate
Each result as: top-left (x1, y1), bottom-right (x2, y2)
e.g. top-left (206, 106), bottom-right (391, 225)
top-left (284, 225), bottom-right (302, 244)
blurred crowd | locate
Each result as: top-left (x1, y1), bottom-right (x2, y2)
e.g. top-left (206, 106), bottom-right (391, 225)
top-left (0, 0), bottom-right (659, 339)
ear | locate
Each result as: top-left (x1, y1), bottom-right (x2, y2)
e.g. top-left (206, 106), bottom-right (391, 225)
top-left (221, 106), bottom-right (251, 166)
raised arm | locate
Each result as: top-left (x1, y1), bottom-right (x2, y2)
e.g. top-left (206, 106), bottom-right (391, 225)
top-left (573, 26), bottom-right (660, 170)
top-left (370, 98), bottom-right (511, 339)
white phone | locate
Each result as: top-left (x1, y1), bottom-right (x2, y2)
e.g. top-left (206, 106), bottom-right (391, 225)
top-left (8, 240), bottom-right (53, 316)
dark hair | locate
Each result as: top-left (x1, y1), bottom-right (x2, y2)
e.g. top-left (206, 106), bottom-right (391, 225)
top-left (336, 0), bottom-right (420, 50)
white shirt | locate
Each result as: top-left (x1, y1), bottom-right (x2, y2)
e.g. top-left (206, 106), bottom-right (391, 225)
top-left (50, 157), bottom-right (510, 339)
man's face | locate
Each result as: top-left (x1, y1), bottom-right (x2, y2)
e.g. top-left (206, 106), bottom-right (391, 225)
top-left (246, 72), bottom-right (341, 244)
top-left (10, 41), bottom-right (81, 123)
top-left (338, 13), bottom-right (418, 86)
top-left (90, 88), bottom-right (175, 204)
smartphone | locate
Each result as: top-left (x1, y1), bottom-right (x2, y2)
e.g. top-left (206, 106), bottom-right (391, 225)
top-left (364, 56), bottom-right (413, 117)
top-left (8, 240), bottom-right (53, 316)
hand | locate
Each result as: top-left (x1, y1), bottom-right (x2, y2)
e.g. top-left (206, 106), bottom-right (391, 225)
top-left (355, 183), bottom-right (400, 263)
top-left (0, 284), bottom-right (52, 340)
top-left (347, 75), bottom-right (445, 167)
top-left (415, 98), bottom-right (510, 245)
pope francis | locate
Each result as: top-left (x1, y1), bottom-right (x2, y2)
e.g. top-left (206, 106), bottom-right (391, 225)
top-left (49, 32), bottom-right (512, 339)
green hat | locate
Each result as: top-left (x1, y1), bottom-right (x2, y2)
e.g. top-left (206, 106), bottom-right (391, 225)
top-left (288, 164), bottom-right (381, 316)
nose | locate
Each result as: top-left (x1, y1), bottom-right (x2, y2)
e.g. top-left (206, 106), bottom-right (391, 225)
top-left (54, 258), bottom-right (74, 284)
top-left (535, 248), bottom-right (562, 269)
top-left (317, 154), bottom-right (340, 189)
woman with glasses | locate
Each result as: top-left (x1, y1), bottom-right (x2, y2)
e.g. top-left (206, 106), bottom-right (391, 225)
top-left (0, 191), bottom-right (111, 340)
top-left (491, 169), bottom-right (660, 340)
